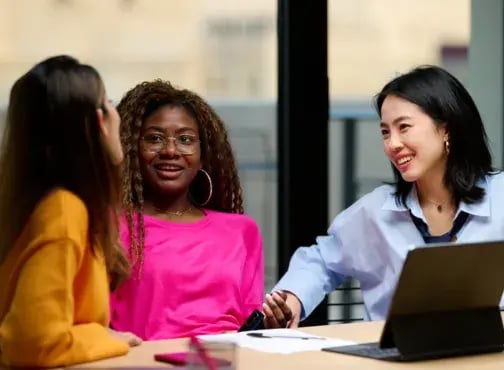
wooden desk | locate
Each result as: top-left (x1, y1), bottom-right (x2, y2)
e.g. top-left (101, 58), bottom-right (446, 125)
top-left (75, 319), bottom-right (504, 369)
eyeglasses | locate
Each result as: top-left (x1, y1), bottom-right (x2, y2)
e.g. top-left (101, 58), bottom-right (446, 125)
top-left (140, 133), bottom-right (200, 155)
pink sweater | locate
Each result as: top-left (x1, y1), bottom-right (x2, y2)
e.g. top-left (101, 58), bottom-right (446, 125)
top-left (110, 210), bottom-right (264, 340)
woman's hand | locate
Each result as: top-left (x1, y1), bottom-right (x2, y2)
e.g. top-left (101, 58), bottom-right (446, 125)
top-left (262, 291), bottom-right (302, 328)
top-left (107, 328), bottom-right (142, 347)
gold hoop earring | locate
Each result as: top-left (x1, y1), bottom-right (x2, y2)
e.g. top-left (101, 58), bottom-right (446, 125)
top-left (190, 168), bottom-right (213, 207)
top-left (444, 139), bottom-right (450, 155)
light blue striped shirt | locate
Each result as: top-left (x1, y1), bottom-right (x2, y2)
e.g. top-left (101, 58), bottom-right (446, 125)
top-left (274, 172), bottom-right (504, 321)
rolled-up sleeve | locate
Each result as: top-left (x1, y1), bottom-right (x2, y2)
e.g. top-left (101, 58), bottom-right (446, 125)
top-left (272, 192), bottom-right (378, 320)
top-left (273, 234), bottom-right (346, 319)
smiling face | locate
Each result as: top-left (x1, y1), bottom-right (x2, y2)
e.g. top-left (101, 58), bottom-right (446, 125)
top-left (380, 95), bottom-right (448, 183)
top-left (138, 105), bottom-right (201, 199)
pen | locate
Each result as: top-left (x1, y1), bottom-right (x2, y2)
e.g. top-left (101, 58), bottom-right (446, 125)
top-left (246, 332), bottom-right (326, 340)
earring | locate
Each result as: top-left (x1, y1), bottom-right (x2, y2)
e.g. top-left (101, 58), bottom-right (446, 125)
top-left (190, 168), bottom-right (213, 207)
top-left (444, 139), bottom-right (450, 155)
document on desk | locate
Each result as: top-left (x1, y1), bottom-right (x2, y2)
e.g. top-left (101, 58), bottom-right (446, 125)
top-left (197, 329), bottom-right (355, 354)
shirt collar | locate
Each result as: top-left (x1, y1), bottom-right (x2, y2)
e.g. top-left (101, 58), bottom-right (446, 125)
top-left (381, 188), bottom-right (410, 212)
top-left (381, 176), bottom-right (491, 218)
top-left (458, 176), bottom-right (490, 217)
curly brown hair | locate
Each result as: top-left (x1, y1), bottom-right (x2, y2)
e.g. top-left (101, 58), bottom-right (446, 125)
top-left (118, 79), bottom-right (244, 269)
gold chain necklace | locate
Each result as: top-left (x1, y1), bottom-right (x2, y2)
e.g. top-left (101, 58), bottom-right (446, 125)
top-left (153, 205), bottom-right (194, 217)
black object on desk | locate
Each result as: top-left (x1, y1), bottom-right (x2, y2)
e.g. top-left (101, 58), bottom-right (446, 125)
top-left (323, 240), bottom-right (504, 361)
top-left (238, 309), bottom-right (265, 332)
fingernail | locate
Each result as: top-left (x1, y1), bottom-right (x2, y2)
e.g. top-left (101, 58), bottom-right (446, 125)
top-left (262, 303), bottom-right (268, 309)
top-left (265, 293), bottom-right (272, 299)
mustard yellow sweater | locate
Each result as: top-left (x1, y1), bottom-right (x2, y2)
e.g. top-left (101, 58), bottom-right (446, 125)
top-left (0, 189), bottom-right (129, 367)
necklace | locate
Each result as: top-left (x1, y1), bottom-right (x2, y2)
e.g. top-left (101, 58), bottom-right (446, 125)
top-left (153, 205), bottom-right (194, 216)
top-left (423, 198), bottom-right (450, 213)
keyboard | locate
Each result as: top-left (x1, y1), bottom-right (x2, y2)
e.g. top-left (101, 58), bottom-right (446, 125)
top-left (323, 342), bottom-right (402, 360)
top-left (323, 342), bottom-right (504, 362)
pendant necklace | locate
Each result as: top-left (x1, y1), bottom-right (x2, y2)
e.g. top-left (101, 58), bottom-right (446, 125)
top-left (424, 199), bottom-right (449, 213)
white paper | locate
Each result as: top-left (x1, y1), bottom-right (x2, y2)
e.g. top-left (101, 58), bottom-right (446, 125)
top-left (197, 328), bottom-right (355, 354)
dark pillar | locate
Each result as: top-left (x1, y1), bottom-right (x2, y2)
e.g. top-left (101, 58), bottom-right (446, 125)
top-left (277, 0), bottom-right (329, 326)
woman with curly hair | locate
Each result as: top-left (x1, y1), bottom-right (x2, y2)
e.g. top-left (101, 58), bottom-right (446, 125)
top-left (110, 80), bottom-right (264, 340)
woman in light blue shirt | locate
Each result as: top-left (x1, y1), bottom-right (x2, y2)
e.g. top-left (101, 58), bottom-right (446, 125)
top-left (263, 65), bottom-right (504, 328)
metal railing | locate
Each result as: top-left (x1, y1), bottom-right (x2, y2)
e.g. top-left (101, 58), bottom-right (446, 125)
top-left (327, 107), bottom-right (389, 324)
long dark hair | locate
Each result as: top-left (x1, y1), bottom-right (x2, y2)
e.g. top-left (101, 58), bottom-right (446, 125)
top-left (118, 79), bottom-right (243, 269)
top-left (375, 65), bottom-right (493, 205)
top-left (0, 55), bottom-right (129, 287)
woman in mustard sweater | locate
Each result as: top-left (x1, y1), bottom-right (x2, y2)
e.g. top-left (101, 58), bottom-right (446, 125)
top-left (0, 55), bottom-right (140, 367)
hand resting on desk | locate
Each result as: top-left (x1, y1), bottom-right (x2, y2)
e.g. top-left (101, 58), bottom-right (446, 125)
top-left (107, 328), bottom-right (142, 347)
top-left (262, 291), bottom-right (301, 329)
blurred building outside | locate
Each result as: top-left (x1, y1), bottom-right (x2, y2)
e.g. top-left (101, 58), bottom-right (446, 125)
top-left (0, 0), bottom-right (470, 322)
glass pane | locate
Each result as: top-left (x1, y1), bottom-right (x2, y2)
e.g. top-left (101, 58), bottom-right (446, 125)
top-left (0, 0), bottom-right (277, 291)
top-left (328, 0), bottom-right (470, 323)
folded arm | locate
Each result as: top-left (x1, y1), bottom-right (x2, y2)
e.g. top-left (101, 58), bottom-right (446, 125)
top-left (241, 221), bottom-right (265, 319)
